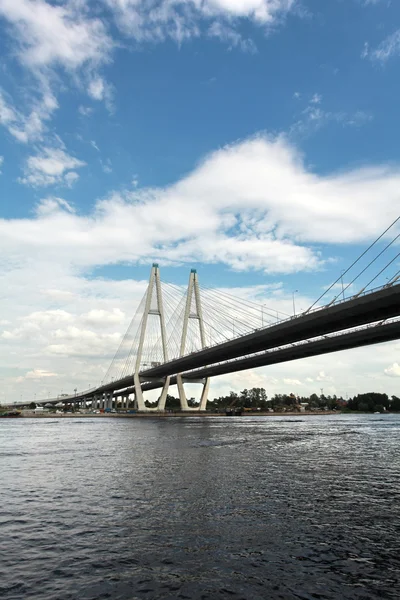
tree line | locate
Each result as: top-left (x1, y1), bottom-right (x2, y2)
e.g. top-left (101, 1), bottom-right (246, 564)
top-left (26, 388), bottom-right (400, 413)
top-left (143, 388), bottom-right (400, 412)
top-left (207, 388), bottom-right (400, 413)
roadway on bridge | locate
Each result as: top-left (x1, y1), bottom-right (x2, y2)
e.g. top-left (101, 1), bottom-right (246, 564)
top-left (91, 283), bottom-right (400, 397)
top-left (117, 319), bottom-right (400, 397)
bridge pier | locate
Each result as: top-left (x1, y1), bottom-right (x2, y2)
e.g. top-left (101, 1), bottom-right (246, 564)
top-left (176, 375), bottom-right (210, 411)
top-left (176, 269), bottom-right (210, 412)
top-left (132, 264), bottom-right (170, 412)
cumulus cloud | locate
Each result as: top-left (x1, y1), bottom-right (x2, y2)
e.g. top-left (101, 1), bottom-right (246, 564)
top-left (384, 362), bottom-right (400, 377)
top-left (19, 147), bottom-right (86, 187)
top-left (3, 134), bottom-right (400, 272)
top-left (0, 0), bottom-right (113, 70)
top-left (84, 308), bottom-right (126, 326)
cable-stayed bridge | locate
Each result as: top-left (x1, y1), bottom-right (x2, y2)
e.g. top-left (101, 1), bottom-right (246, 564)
top-left (15, 217), bottom-right (400, 411)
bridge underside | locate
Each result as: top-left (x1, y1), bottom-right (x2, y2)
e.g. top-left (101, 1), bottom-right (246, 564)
top-left (115, 319), bottom-right (400, 398)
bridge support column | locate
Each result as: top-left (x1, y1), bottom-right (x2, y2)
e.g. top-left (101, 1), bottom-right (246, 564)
top-left (177, 376), bottom-right (210, 411)
top-left (156, 377), bottom-right (171, 411)
top-left (177, 269), bottom-right (210, 411)
top-left (133, 264), bottom-right (170, 412)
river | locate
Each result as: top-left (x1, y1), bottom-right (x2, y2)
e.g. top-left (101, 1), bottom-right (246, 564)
top-left (1, 414), bottom-right (399, 599)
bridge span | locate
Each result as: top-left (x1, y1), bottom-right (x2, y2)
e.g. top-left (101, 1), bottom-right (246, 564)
top-left (92, 282), bottom-right (400, 397)
top-left (116, 319), bottom-right (400, 398)
top-left (16, 261), bottom-right (400, 411)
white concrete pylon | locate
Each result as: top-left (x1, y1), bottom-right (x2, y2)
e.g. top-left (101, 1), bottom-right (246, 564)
top-left (177, 269), bottom-right (210, 411)
top-left (133, 263), bottom-right (170, 411)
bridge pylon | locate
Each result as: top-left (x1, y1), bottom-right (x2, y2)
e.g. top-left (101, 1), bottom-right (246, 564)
top-left (177, 269), bottom-right (210, 411)
top-left (134, 263), bottom-right (170, 411)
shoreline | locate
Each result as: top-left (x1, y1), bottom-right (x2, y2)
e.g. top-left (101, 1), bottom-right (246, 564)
top-left (18, 410), bottom-right (338, 418)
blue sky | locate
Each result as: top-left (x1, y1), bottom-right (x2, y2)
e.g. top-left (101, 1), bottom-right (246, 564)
top-left (1, 0), bottom-right (400, 403)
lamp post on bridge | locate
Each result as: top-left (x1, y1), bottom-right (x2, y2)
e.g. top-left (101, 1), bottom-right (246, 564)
top-left (292, 290), bottom-right (298, 317)
top-left (340, 270), bottom-right (345, 301)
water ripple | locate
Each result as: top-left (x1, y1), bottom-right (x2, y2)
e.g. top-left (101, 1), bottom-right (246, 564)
top-left (0, 414), bottom-right (399, 599)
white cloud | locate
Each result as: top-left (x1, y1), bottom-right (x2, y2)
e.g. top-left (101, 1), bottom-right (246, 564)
top-left (311, 93), bottom-right (322, 104)
top-left (0, 0), bottom-right (113, 71)
top-left (3, 133), bottom-right (400, 272)
top-left (367, 29), bottom-right (400, 62)
top-left (0, 91), bottom-right (17, 126)
top-left (384, 363), bottom-right (400, 377)
top-left (283, 378), bottom-right (302, 386)
top-left (88, 77), bottom-right (105, 100)
top-left (10, 92), bottom-right (58, 143)
top-left (64, 171), bottom-right (80, 188)
top-left (0, 89), bottom-right (58, 143)
top-left (207, 21), bottom-right (257, 52)
top-left (316, 370), bottom-right (333, 382)
top-left (35, 197), bottom-right (75, 216)
top-left (78, 105), bottom-right (93, 117)
top-left (15, 369), bottom-right (59, 383)
top-left (19, 147), bottom-right (86, 187)
top-left (101, 159), bottom-right (113, 174)
top-left (84, 308), bottom-right (126, 326)
top-left (0, 156), bottom-right (3, 173)
top-left (290, 95), bottom-right (373, 137)
top-left (104, 0), bottom-right (296, 43)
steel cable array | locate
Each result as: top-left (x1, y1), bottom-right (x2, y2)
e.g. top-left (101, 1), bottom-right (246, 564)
top-left (100, 215), bottom-right (400, 387)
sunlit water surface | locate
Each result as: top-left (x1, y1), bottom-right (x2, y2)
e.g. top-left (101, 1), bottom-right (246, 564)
top-left (1, 414), bottom-right (399, 599)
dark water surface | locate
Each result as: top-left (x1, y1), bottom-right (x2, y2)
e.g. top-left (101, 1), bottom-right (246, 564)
top-left (1, 414), bottom-right (400, 600)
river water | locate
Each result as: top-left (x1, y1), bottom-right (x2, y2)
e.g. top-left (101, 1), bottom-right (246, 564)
top-left (1, 414), bottom-right (399, 599)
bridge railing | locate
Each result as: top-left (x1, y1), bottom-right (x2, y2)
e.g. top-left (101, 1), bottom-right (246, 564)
top-left (178, 316), bottom-right (400, 376)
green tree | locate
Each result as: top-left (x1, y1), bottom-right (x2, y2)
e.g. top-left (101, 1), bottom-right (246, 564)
top-left (390, 395), bottom-right (400, 411)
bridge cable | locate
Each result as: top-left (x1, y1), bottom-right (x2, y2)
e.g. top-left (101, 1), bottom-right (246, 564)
top-left (306, 214), bottom-right (400, 313)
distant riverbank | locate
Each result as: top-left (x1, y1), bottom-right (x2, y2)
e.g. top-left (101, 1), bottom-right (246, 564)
top-left (20, 410), bottom-right (337, 418)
